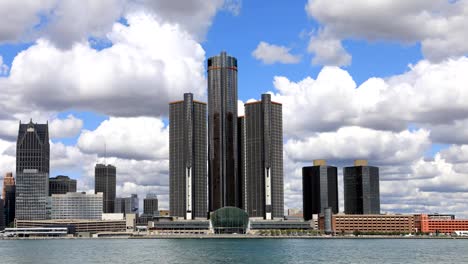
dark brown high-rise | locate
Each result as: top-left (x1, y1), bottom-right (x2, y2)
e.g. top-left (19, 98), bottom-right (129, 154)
top-left (207, 51), bottom-right (240, 212)
top-left (95, 164), bottom-right (116, 213)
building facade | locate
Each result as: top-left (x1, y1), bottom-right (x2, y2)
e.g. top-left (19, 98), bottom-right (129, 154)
top-left (49, 175), bottom-right (77, 196)
top-left (238, 116), bottom-right (247, 211)
top-left (169, 93), bottom-right (207, 219)
top-left (343, 160), bottom-right (380, 214)
top-left (2, 172), bottom-right (16, 226)
top-left (95, 164), bottom-right (116, 213)
top-left (244, 94), bottom-right (284, 219)
top-left (207, 52), bottom-right (240, 212)
top-left (416, 214), bottom-right (468, 234)
top-left (303, 160), bottom-right (338, 220)
top-left (115, 194), bottom-right (139, 215)
top-left (143, 193), bottom-right (159, 216)
top-left (319, 214), bottom-right (416, 234)
top-left (51, 192), bottom-right (103, 220)
top-left (16, 120), bottom-right (49, 220)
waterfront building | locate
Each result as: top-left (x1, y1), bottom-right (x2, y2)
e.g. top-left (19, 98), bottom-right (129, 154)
top-left (2, 172), bottom-right (16, 226)
top-left (169, 93), bottom-right (207, 219)
top-left (319, 214), bottom-right (415, 234)
top-left (16, 219), bottom-right (126, 234)
top-left (243, 94), bottom-right (284, 219)
top-left (16, 120), bottom-right (49, 220)
top-left (143, 193), bottom-right (159, 216)
top-left (0, 199), bottom-right (4, 230)
top-left (343, 160), bottom-right (380, 214)
top-left (415, 214), bottom-right (468, 234)
top-left (95, 164), bottom-right (116, 213)
top-left (207, 51), bottom-right (240, 211)
top-left (238, 116), bottom-right (247, 211)
top-left (51, 192), bottom-right (103, 220)
top-left (115, 194), bottom-right (139, 215)
top-left (302, 160), bottom-right (338, 220)
top-left (49, 175), bottom-right (77, 195)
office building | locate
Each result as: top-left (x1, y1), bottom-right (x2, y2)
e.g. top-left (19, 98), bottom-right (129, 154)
top-left (51, 192), bottom-right (103, 220)
top-left (49, 175), bottom-right (77, 195)
top-left (415, 214), bottom-right (468, 234)
top-left (319, 214), bottom-right (415, 234)
top-left (169, 93), bottom-right (207, 219)
top-left (16, 219), bottom-right (126, 234)
top-left (244, 94), bottom-right (284, 219)
top-left (2, 172), bottom-right (16, 226)
top-left (302, 160), bottom-right (338, 220)
top-left (144, 193), bottom-right (159, 216)
top-left (115, 194), bottom-right (139, 215)
top-left (0, 199), bottom-right (4, 230)
top-left (16, 120), bottom-right (49, 220)
top-left (238, 116), bottom-right (247, 210)
top-left (207, 51), bottom-right (240, 211)
top-left (343, 160), bottom-right (380, 214)
top-left (95, 164), bottom-right (116, 213)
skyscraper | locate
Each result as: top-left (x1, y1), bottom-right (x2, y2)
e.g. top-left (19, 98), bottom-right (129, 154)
top-left (208, 51), bottom-right (240, 212)
top-left (2, 172), bottom-right (16, 226)
top-left (238, 116), bottom-right (247, 211)
top-left (143, 193), bottom-right (159, 216)
top-left (49, 175), bottom-right (77, 196)
top-left (0, 199), bottom-right (4, 230)
top-left (244, 94), bottom-right (284, 219)
top-left (344, 160), bottom-right (380, 214)
top-left (115, 194), bottom-right (139, 215)
top-left (95, 164), bottom-right (116, 213)
top-left (302, 160), bottom-right (338, 221)
top-left (16, 120), bottom-right (49, 220)
top-left (169, 93), bottom-right (207, 219)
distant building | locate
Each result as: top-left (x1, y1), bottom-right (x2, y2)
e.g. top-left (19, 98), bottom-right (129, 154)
top-left (16, 219), bottom-right (126, 234)
top-left (143, 193), bottom-right (159, 216)
top-left (169, 93), bottom-right (207, 219)
top-left (2, 172), bottom-right (16, 226)
top-left (0, 199), bottom-right (4, 230)
top-left (343, 160), bottom-right (380, 214)
top-left (238, 116), bottom-right (247, 211)
top-left (51, 192), bottom-right (103, 220)
top-left (287, 209), bottom-right (303, 218)
top-left (95, 164), bottom-right (116, 213)
top-left (49, 175), bottom-right (77, 196)
top-left (244, 94), bottom-right (284, 219)
top-left (208, 52), bottom-right (241, 211)
top-left (115, 194), bottom-right (138, 215)
top-left (302, 160), bottom-right (338, 220)
top-left (16, 120), bottom-right (49, 220)
top-left (159, 210), bottom-right (170, 216)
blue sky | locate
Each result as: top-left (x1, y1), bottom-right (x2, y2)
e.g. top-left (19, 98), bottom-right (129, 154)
top-left (1, 0), bottom-right (468, 216)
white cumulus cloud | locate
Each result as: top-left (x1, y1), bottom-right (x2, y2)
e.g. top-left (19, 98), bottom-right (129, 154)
top-left (252, 41), bottom-right (301, 64)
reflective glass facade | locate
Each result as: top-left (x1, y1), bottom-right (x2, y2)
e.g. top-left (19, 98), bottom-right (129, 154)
top-left (16, 120), bottom-right (49, 220)
top-left (211, 207), bottom-right (249, 234)
top-left (169, 93), bottom-right (207, 219)
top-left (208, 52), bottom-right (240, 212)
top-left (95, 164), bottom-right (116, 213)
top-left (302, 165), bottom-right (338, 220)
top-left (344, 165), bottom-right (380, 214)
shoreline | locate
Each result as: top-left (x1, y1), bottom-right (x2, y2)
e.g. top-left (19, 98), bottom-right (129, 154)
top-left (2, 235), bottom-right (468, 240)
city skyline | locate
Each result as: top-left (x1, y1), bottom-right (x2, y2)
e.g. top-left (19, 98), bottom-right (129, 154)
top-left (1, 1), bottom-right (468, 218)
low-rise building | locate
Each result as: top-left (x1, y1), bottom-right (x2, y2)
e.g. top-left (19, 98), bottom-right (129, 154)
top-left (319, 214), bottom-right (415, 234)
top-left (51, 192), bottom-right (103, 220)
top-left (16, 219), bottom-right (126, 234)
top-left (416, 214), bottom-right (468, 234)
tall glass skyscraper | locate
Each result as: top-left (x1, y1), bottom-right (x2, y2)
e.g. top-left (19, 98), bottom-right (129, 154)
top-left (207, 51), bottom-right (240, 212)
top-left (169, 93), bottom-right (207, 219)
top-left (243, 94), bottom-right (284, 219)
top-left (344, 160), bottom-right (380, 214)
top-left (15, 120), bottom-right (50, 220)
top-left (302, 160), bottom-right (338, 221)
top-left (95, 164), bottom-right (116, 213)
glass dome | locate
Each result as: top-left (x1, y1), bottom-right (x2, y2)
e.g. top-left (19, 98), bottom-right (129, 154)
top-left (211, 207), bottom-right (249, 234)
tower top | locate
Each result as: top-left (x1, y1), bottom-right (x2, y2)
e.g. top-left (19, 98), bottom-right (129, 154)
top-left (354, 159), bottom-right (368, 166)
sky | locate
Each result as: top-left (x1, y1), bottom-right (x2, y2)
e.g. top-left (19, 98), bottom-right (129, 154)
top-left (1, 0), bottom-right (468, 216)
